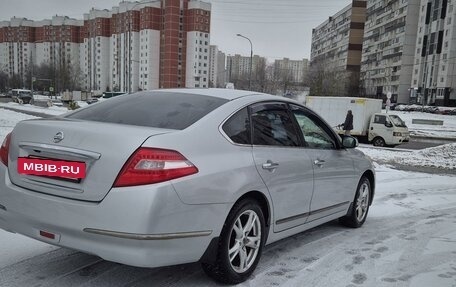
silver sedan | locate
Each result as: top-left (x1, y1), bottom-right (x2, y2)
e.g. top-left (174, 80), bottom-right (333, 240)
top-left (0, 89), bottom-right (374, 284)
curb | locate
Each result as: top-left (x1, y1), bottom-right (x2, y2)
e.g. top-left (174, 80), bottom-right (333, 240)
top-left (410, 135), bottom-right (456, 143)
top-left (0, 106), bottom-right (56, 118)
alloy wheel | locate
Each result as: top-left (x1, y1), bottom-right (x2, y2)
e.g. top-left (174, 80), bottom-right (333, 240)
top-left (355, 182), bottom-right (370, 222)
top-left (228, 210), bottom-right (262, 273)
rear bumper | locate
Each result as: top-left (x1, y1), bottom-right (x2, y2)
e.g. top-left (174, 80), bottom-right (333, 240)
top-left (0, 164), bottom-right (230, 268)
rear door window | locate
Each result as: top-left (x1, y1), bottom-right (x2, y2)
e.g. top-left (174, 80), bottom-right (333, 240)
top-left (250, 103), bottom-right (299, 147)
top-left (66, 92), bottom-right (228, 130)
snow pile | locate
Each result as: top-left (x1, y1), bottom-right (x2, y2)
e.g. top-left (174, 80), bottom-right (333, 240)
top-left (0, 102), bottom-right (67, 116)
top-left (359, 143), bottom-right (456, 171)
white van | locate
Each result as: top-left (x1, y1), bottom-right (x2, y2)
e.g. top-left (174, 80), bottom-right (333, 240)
top-left (305, 97), bottom-right (409, 147)
top-left (368, 113), bottom-right (410, 146)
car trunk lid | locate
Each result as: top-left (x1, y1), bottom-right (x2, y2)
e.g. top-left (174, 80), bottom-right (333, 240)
top-left (8, 118), bottom-right (173, 201)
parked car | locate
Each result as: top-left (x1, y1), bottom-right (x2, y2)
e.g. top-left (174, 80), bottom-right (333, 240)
top-left (86, 98), bottom-right (99, 104)
top-left (11, 89), bottom-right (33, 104)
top-left (389, 102), bottom-right (407, 110)
top-left (0, 89), bottom-right (375, 284)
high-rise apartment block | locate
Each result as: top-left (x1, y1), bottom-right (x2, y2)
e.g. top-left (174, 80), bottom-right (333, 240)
top-left (411, 0), bottom-right (456, 106)
top-left (361, 0), bottom-right (420, 103)
top-left (209, 45), bottom-right (226, 88)
top-left (0, 18), bottom-right (36, 81)
top-left (313, 0), bottom-right (456, 106)
top-left (311, 2), bottom-right (367, 73)
top-left (226, 54), bottom-right (267, 82)
top-left (310, 0), bottom-right (367, 96)
top-left (273, 58), bottom-right (309, 83)
top-left (0, 0), bottom-right (211, 94)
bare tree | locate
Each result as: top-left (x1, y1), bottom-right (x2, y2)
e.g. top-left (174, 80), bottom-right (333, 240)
top-left (307, 62), bottom-right (348, 97)
top-left (0, 71), bottom-right (9, 92)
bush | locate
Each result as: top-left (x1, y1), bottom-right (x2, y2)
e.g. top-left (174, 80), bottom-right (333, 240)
top-left (67, 101), bottom-right (80, 110)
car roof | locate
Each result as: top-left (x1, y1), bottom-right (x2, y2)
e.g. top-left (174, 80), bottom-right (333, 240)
top-left (157, 88), bottom-right (272, 101)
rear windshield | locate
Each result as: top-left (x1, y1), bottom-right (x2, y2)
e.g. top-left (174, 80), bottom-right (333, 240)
top-left (66, 91), bottom-right (228, 130)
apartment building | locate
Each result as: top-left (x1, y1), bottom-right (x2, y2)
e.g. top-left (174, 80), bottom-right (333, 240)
top-left (411, 0), bottom-right (456, 106)
top-left (0, 17), bottom-right (36, 83)
top-left (0, 0), bottom-right (211, 93)
top-left (361, 0), bottom-right (420, 103)
top-left (35, 16), bottom-right (82, 72)
top-left (81, 9), bottom-right (111, 93)
top-left (310, 0), bottom-right (367, 96)
top-left (209, 45), bottom-right (226, 87)
top-left (273, 58), bottom-right (309, 83)
top-left (226, 54), bottom-right (267, 82)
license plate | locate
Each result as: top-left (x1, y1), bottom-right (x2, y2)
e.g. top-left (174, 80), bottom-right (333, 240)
top-left (17, 157), bottom-right (86, 179)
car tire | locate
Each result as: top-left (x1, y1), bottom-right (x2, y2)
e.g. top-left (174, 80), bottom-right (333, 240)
top-left (202, 199), bottom-right (266, 284)
top-left (372, 137), bottom-right (385, 147)
top-left (340, 176), bottom-right (371, 228)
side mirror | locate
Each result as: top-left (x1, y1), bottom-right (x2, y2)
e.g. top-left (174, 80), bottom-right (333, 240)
top-left (342, 136), bottom-right (358, 149)
top-left (385, 122), bottom-right (393, 128)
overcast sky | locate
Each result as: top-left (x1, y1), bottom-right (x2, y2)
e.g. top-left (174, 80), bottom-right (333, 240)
top-left (0, 0), bottom-right (350, 62)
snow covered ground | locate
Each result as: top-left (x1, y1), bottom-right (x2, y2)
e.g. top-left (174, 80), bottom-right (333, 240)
top-left (1, 106), bottom-right (456, 286)
top-left (358, 143), bottom-right (456, 172)
top-left (0, 165), bottom-right (454, 287)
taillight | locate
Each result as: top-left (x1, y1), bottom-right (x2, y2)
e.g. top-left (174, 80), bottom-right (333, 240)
top-left (113, 147), bottom-right (198, 187)
top-left (0, 133), bottom-right (12, 167)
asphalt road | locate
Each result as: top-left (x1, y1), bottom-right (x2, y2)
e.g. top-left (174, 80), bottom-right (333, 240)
top-left (397, 139), bottom-right (443, 150)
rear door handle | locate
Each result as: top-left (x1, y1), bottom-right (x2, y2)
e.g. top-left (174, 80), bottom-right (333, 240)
top-left (314, 159), bottom-right (325, 167)
top-left (262, 160), bottom-right (279, 170)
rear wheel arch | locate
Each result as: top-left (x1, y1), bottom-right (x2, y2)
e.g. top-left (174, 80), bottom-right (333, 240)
top-left (236, 191), bottom-right (271, 229)
top-left (200, 190), bottom-right (271, 266)
top-left (201, 193), bottom-right (269, 283)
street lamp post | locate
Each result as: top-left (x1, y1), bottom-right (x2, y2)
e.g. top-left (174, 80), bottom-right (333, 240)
top-left (236, 34), bottom-right (253, 90)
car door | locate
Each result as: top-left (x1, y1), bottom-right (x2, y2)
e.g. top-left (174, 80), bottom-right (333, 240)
top-left (250, 102), bottom-right (314, 232)
top-left (289, 104), bottom-right (356, 222)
